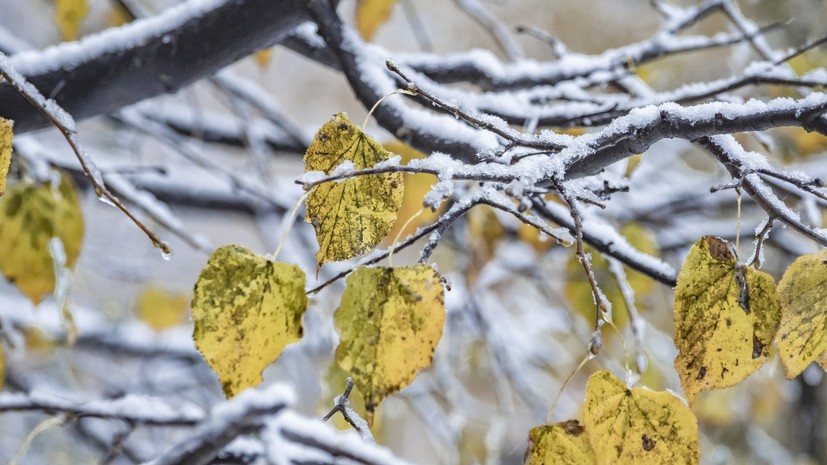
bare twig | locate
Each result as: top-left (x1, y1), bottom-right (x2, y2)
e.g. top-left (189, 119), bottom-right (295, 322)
top-left (322, 378), bottom-right (374, 441)
top-left (557, 182), bottom-right (609, 355)
top-left (453, 0), bottom-right (524, 61)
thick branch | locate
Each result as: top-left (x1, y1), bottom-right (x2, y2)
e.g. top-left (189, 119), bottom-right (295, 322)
top-left (0, 0), bottom-right (311, 133)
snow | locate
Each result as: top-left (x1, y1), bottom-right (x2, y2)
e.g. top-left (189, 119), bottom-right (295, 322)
top-left (9, 0), bottom-right (227, 76)
top-left (0, 391), bottom-right (205, 424)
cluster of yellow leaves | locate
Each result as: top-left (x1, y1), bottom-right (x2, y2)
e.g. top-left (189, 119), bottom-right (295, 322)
top-left (55, 0), bottom-right (88, 41)
top-left (305, 113), bottom-right (404, 267)
top-left (190, 114), bottom-right (449, 418)
top-left (526, 370), bottom-right (699, 465)
top-left (191, 245), bottom-right (307, 398)
top-left (673, 236), bottom-right (780, 404)
top-left (672, 236), bottom-right (827, 404)
top-left (355, 0), bottom-right (397, 41)
top-left (0, 175), bottom-right (84, 304)
top-left (136, 286), bottom-right (189, 331)
top-left (0, 118), bottom-right (11, 196)
top-left (335, 264), bottom-right (445, 423)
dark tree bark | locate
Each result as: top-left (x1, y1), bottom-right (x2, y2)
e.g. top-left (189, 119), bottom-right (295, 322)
top-left (0, 0), bottom-right (310, 132)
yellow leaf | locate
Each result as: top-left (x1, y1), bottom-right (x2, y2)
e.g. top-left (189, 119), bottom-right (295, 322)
top-left (335, 264), bottom-right (445, 420)
top-left (565, 223), bottom-right (657, 329)
top-left (0, 118), bottom-right (12, 196)
top-left (107, 4), bottom-right (131, 27)
top-left (818, 350), bottom-right (827, 370)
top-left (0, 175), bottom-right (84, 304)
top-left (356, 0), bottom-right (397, 41)
top-left (673, 236), bottom-right (780, 404)
top-left (776, 249), bottom-right (827, 379)
top-left (136, 286), bottom-right (189, 332)
top-left (624, 154), bottom-right (643, 178)
top-left (192, 244), bottom-right (308, 398)
top-left (525, 420), bottom-right (595, 465)
top-left (383, 142), bottom-right (442, 244)
top-left (23, 325), bottom-right (56, 353)
top-left (584, 370), bottom-right (699, 465)
top-left (254, 49), bottom-right (274, 69)
top-left (55, 0), bottom-right (88, 41)
top-left (305, 113), bottom-right (403, 267)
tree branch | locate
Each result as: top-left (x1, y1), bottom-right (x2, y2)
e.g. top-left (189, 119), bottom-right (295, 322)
top-left (1, 0), bottom-right (312, 133)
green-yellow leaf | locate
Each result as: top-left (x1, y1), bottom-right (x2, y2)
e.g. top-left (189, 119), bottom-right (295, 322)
top-left (0, 118), bottom-right (12, 196)
top-left (356, 0), bottom-right (397, 41)
top-left (673, 236), bottom-right (780, 404)
top-left (584, 370), bottom-right (699, 465)
top-left (0, 175), bottom-right (84, 304)
top-left (192, 244), bottom-right (308, 398)
top-left (525, 420), bottom-right (595, 465)
top-left (136, 286), bottom-right (189, 331)
top-left (305, 113), bottom-right (403, 267)
top-left (776, 249), bottom-right (827, 379)
top-left (55, 0), bottom-right (88, 41)
top-left (335, 264), bottom-right (445, 420)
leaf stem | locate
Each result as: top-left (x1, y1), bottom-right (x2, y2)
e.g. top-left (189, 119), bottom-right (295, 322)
top-left (362, 89), bottom-right (416, 132)
top-left (388, 208), bottom-right (425, 267)
top-left (273, 192), bottom-right (309, 262)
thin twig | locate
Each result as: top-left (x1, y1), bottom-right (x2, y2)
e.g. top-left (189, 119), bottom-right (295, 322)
top-left (307, 197), bottom-right (476, 295)
top-left (386, 60), bottom-right (562, 151)
top-left (322, 378), bottom-right (374, 441)
top-left (557, 182), bottom-right (609, 355)
top-left (748, 217), bottom-right (775, 268)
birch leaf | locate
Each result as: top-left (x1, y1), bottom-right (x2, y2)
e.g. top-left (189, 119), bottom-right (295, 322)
top-left (0, 118), bottom-right (11, 196)
top-left (55, 0), bottom-right (88, 40)
top-left (335, 264), bottom-right (445, 419)
top-left (137, 286), bottom-right (189, 331)
top-left (305, 113), bottom-right (403, 267)
top-left (356, 0), bottom-right (397, 41)
top-left (0, 175), bottom-right (84, 304)
top-left (673, 236), bottom-right (780, 404)
top-left (525, 420), bottom-right (595, 465)
top-left (584, 370), bottom-right (700, 465)
top-left (192, 244), bottom-right (308, 398)
top-left (776, 249), bottom-right (827, 379)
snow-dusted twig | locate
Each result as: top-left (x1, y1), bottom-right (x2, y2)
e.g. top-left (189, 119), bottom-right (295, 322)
top-left (557, 183), bottom-right (608, 355)
top-left (607, 258), bottom-right (647, 374)
top-left (307, 195), bottom-right (475, 294)
top-left (699, 135), bottom-right (827, 247)
top-left (0, 391), bottom-right (205, 426)
top-left (147, 385), bottom-right (292, 465)
top-left (322, 378), bottom-right (374, 442)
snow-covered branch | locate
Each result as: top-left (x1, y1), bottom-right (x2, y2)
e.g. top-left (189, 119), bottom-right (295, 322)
top-left (0, 0), bottom-right (312, 132)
